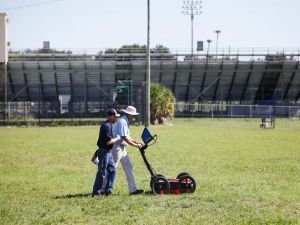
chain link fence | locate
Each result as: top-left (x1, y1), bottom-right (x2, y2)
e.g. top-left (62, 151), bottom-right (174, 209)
top-left (1, 101), bottom-right (300, 126)
top-left (175, 103), bottom-right (300, 118)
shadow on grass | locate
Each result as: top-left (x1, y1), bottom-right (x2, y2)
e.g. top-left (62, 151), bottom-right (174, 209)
top-left (53, 191), bottom-right (154, 199)
top-left (53, 193), bottom-right (91, 199)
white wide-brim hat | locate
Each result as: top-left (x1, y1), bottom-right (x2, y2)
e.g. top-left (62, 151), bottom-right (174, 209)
top-left (123, 106), bottom-right (139, 115)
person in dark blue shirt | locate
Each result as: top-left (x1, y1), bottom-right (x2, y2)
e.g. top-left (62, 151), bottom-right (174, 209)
top-left (92, 109), bottom-right (120, 197)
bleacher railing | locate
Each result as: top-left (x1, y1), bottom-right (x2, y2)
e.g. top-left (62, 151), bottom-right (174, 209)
top-left (8, 47), bottom-right (300, 62)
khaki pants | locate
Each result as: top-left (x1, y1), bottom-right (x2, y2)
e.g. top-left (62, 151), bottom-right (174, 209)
top-left (111, 144), bottom-right (138, 194)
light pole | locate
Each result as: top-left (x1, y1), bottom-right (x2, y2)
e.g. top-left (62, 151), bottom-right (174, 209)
top-left (207, 39), bottom-right (212, 56)
top-left (182, 1), bottom-right (202, 60)
top-left (215, 30), bottom-right (221, 59)
top-left (145, 0), bottom-right (151, 127)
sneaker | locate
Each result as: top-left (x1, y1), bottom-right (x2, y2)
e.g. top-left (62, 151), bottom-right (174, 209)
top-left (92, 192), bottom-right (105, 197)
top-left (129, 189), bottom-right (144, 195)
top-left (106, 191), bottom-right (118, 196)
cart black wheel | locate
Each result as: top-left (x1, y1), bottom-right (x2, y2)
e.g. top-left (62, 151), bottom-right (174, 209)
top-left (176, 172), bottom-right (190, 179)
top-left (179, 175), bottom-right (196, 193)
top-left (151, 176), bottom-right (170, 195)
top-left (150, 174), bottom-right (166, 189)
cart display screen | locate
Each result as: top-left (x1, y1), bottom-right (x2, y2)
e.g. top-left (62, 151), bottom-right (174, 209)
top-left (141, 128), bottom-right (153, 144)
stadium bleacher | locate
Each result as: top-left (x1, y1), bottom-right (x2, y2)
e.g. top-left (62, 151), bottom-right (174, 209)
top-left (1, 54), bottom-right (300, 119)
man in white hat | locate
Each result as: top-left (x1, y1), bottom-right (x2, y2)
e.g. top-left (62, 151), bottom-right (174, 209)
top-left (111, 105), bottom-right (144, 195)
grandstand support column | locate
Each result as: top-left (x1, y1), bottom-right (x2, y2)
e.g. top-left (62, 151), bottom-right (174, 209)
top-left (295, 90), bottom-right (300, 103)
top-left (54, 72), bottom-right (60, 114)
top-left (185, 61), bottom-right (193, 103)
top-left (172, 60), bottom-right (178, 94)
top-left (240, 60), bottom-right (254, 103)
top-left (278, 61), bottom-right (285, 101)
top-left (38, 72), bottom-right (45, 102)
top-left (199, 57), bottom-right (209, 102)
top-left (145, 0), bottom-right (151, 127)
top-left (68, 60), bottom-right (74, 119)
top-left (84, 61), bottom-right (88, 115)
top-left (99, 61), bottom-right (102, 104)
top-left (38, 82), bottom-right (41, 126)
top-left (53, 62), bottom-right (60, 115)
top-left (283, 61), bottom-right (299, 101)
top-left (158, 58), bottom-right (162, 84)
top-left (23, 72), bottom-right (31, 101)
top-left (8, 70), bottom-right (15, 100)
top-left (69, 72), bottom-right (74, 119)
top-left (227, 60), bottom-right (239, 102)
top-left (213, 59), bottom-right (224, 103)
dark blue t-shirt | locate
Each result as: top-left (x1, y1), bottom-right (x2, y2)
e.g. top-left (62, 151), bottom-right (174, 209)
top-left (97, 120), bottom-right (113, 151)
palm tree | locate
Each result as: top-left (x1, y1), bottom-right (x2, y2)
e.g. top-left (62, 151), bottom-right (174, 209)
top-left (150, 83), bottom-right (175, 124)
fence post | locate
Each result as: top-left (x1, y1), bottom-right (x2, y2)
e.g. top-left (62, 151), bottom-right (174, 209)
top-left (250, 105), bottom-right (252, 118)
top-left (23, 101), bottom-right (25, 124)
top-left (38, 83), bottom-right (41, 126)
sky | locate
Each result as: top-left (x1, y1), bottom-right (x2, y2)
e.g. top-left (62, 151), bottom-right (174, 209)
top-left (0, 0), bottom-right (300, 53)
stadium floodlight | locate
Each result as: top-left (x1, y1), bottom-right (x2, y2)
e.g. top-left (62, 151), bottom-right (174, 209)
top-left (215, 30), bottom-right (221, 59)
top-left (182, 0), bottom-right (203, 60)
top-left (207, 39), bottom-right (212, 56)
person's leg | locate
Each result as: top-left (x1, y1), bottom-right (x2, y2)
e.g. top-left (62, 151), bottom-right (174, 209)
top-left (105, 152), bottom-right (116, 193)
top-left (111, 145), bottom-right (123, 167)
top-left (119, 150), bottom-right (138, 194)
top-left (100, 176), bottom-right (107, 193)
top-left (92, 151), bottom-right (106, 195)
top-left (92, 169), bottom-right (102, 195)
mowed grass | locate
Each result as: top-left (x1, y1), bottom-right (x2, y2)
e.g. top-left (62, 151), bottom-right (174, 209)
top-left (0, 118), bottom-right (299, 225)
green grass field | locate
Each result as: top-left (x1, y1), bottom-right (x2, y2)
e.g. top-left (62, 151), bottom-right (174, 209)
top-left (0, 119), bottom-right (299, 225)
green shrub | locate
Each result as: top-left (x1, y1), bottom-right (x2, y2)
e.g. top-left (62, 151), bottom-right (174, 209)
top-left (150, 83), bottom-right (175, 124)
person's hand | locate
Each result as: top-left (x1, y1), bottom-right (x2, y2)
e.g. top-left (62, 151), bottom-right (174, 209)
top-left (107, 135), bottom-right (121, 145)
top-left (107, 140), bottom-right (113, 145)
top-left (136, 143), bottom-right (143, 149)
top-left (133, 139), bottom-right (141, 144)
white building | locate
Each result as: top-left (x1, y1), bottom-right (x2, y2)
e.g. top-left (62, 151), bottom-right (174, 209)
top-left (0, 12), bottom-right (8, 63)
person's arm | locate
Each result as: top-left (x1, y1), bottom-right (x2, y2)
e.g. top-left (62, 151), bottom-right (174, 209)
top-left (132, 138), bottom-right (142, 144)
top-left (101, 123), bottom-right (114, 146)
top-left (107, 135), bottom-right (120, 145)
top-left (123, 136), bottom-right (143, 148)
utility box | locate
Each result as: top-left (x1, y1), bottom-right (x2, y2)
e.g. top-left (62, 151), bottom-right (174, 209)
top-left (0, 12), bottom-right (8, 63)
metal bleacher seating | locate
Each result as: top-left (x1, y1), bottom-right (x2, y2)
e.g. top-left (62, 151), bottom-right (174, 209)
top-left (1, 53), bottom-right (300, 118)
